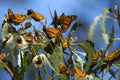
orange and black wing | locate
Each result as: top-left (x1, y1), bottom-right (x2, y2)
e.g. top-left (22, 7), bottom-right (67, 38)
top-left (8, 8), bottom-right (16, 22)
top-left (51, 10), bottom-right (60, 28)
top-left (103, 48), bottom-right (120, 62)
top-left (7, 8), bottom-right (26, 25)
top-left (43, 27), bottom-right (60, 39)
top-left (27, 9), bottom-right (44, 21)
top-left (60, 37), bottom-right (77, 49)
top-left (0, 53), bottom-right (9, 59)
top-left (12, 14), bottom-right (26, 25)
top-left (59, 13), bottom-right (77, 31)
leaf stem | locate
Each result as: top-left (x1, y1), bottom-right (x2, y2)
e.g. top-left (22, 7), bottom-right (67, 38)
top-left (0, 60), bottom-right (14, 77)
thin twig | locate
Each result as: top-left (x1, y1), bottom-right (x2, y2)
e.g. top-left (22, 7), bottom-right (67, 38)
top-left (108, 69), bottom-right (119, 80)
top-left (43, 64), bottom-right (52, 80)
top-left (0, 60), bottom-right (14, 77)
top-left (38, 68), bottom-right (41, 79)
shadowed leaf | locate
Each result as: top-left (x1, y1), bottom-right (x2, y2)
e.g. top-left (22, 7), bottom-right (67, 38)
top-left (51, 44), bottom-right (63, 74)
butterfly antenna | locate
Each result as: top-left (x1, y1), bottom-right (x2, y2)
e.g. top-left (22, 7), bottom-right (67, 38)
top-left (48, 5), bottom-right (53, 20)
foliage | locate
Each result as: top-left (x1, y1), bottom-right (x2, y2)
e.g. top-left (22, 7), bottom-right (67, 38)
top-left (0, 5), bottom-right (120, 80)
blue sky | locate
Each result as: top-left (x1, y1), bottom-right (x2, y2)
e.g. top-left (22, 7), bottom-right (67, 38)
top-left (0, 0), bottom-right (119, 80)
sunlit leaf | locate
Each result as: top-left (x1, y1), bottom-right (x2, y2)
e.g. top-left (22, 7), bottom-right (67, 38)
top-left (101, 8), bottom-right (110, 44)
top-left (1, 21), bottom-right (16, 41)
top-left (74, 53), bottom-right (85, 71)
top-left (77, 40), bottom-right (96, 73)
top-left (88, 14), bottom-right (102, 41)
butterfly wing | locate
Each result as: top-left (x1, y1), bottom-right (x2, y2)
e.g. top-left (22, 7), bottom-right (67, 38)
top-left (27, 9), bottom-right (44, 21)
top-left (60, 37), bottom-right (77, 49)
top-left (43, 27), bottom-right (60, 39)
top-left (12, 14), bottom-right (26, 25)
top-left (51, 10), bottom-right (60, 28)
top-left (0, 53), bottom-right (9, 59)
top-left (8, 8), bottom-right (16, 20)
top-left (59, 13), bottom-right (77, 30)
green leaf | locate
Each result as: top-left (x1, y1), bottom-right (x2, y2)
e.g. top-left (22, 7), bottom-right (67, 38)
top-left (77, 40), bottom-right (96, 73)
top-left (0, 62), bottom-right (5, 69)
top-left (74, 53), bottom-right (85, 71)
top-left (76, 78), bottom-right (85, 80)
top-left (58, 74), bottom-right (68, 80)
top-left (1, 21), bottom-right (16, 41)
top-left (44, 40), bottom-right (56, 54)
top-left (105, 26), bottom-right (114, 54)
top-left (51, 44), bottom-right (63, 74)
top-left (91, 77), bottom-right (101, 80)
top-left (5, 44), bottom-right (16, 63)
top-left (113, 61), bottom-right (120, 70)
top-left (101, 9), bottom-right (110, 44)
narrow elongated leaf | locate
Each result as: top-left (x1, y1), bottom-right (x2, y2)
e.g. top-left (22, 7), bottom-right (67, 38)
top-left (51, 44), bottom-right (63, 74)
top-left (101, 9), bottom-right (110, 44)
top-left (5, 44), bottom-right (16, 63)
top-left (105, 26), bottom-right (114, 54)
top-left (77, 40), bottom-right (96, 73)
top-left (113, 61), bottom-right (120, 70)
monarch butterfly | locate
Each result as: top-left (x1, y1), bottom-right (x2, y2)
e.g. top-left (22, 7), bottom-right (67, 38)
top-left (73, 67), bottom-right (85, 78)
top-left (92, 48), bottom-right (104, 63)
top-left (12, 14), bottom-right (26, 25)
top-left (7, 8), bottom-right (26, 25)
top-left (51, 10), bottom-right (77, 31)
top-left (27, 9), bottom-right (44, 21)
top-left (0, 53), bottom-right (9, 59)
top-left (59, 13), bottom-right (77, 31)
top-left (8, 8), bottom-right (16, 20)
top-left (23, 36), bottom-right (35, 42)
top-left (59, 36), bottom-right (77, 49)
top-left (51, 10), bottom-right (59, 28)
top-left (103, 48), bottom-right (120, 62)
top-left (43, 26), bottom-right (61, 39)
top-left (59, 62), bottom-right (69, 75)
